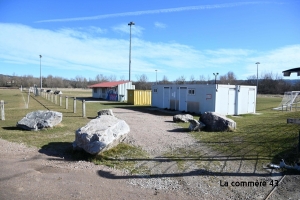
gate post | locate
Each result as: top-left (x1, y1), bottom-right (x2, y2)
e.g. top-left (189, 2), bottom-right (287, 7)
top-left (0, 100), bottom-right (5, 120)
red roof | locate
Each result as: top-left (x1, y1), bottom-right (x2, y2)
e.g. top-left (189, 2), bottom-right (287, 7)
top-left (89, 81), bottom-right (130, 88)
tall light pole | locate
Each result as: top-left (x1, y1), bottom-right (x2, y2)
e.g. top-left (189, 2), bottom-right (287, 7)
top-left (40, 55), bottom-right (42, 89)
top-left (256, 62), bottom-right (260, 93)
top-left (213, 73), bottom-right (219, 84)
top-left (128, 21), bottom-right (135, 81)
top-left (155, 70), bottom-right (157, 84)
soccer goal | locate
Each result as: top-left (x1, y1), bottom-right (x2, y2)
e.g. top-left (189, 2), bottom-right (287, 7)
top-left (273, 91), bottom-right (300, 111)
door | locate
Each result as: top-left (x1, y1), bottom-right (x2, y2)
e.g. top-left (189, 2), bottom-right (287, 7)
top-left (228, 89), bottom-right (235, 115)
top-left (163, 87), bottom-right (170, 109)
top-left (179, 87), bottom-right (187, 111)
top-left (247, 89), bottom-right (255, 113)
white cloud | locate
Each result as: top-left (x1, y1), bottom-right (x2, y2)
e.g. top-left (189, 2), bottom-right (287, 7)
top-left (154, 22), bottom-right (167, 29)
top-left (112, 24), bottom-right (144, 37)
top-left (35, 2), bottom-right (276, 23)
top-left (0, 23), bottom-right (299, 81)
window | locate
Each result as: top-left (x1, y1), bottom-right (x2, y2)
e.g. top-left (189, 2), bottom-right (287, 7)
top-left (93, 88), bottom-right (97, 93)
top-left (153, 89), bottom-right (158, 93)
top-left (188, 89), bottom-right (195, 95)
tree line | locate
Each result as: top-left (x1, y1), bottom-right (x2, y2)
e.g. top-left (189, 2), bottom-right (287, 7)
top-left (0, 71), bottom-right (299, 94)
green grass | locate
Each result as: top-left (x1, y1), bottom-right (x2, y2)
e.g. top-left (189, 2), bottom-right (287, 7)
top-left (185, 96), bottom-right (300, 168)
top-left (92, 143), bottom-right (150, 174)
top-left (1, 89), bottom-right (300, 173)
top-left (0, 89), bottom-right (147, 171)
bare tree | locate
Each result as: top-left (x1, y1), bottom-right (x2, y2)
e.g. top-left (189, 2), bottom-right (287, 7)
top-left (219, 71), bottom-right (237, 85)
top-left (198, 75), bottom-right (206, 84)
top-left (108, 75), bottom-right (117, 82)
top-left (95, 74), bottom-right (108, 83)
top-left (190, 75), bottom-right (196, 84)
top-left (159, 75), bottom-right (171, 84)
top-left (175, 75), bottom-right (185, 84)
top-left (134, 74), bottom-right (151, 90)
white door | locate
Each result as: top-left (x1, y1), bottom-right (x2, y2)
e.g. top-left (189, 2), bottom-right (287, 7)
top-left (179, 87), bottom-right (187, 111)
top-left (163, 87), bottom-right (170, 109)
top-left (248, 89), bottom-right (255, 113)
top-left (228, 89), bottom-right (235, 115)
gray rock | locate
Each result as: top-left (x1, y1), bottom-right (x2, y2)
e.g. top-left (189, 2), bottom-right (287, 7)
top-left (17, 110), bottom-right (62, 131)
top-left (73, 115), bottom-right (130, 155)
top-left (200, 112), bottom-right (236, 132)
top-left (188, 119), bottom-right (206, 131)
top-left (54, 90), bottom-right (62, 95)
top-left (173, 114), bottom-right (193, 123)
top-left (97, 109), bottom-right (114, 117)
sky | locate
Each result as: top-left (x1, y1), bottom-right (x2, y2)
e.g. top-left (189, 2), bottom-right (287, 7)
top-left (0, 0), bottom-right (300, 82)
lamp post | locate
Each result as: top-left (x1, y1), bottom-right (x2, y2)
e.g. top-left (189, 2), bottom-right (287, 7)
top-left (128, 21), bottom-right (135, 81)
top-left (213, 73), bottom-right (219, 84)
top-left (39, 55), bottom-right (42, 89)
top-left (155, 70), bottom-right (157, 84)
top-left (256, 62), bottom-right (260, 93)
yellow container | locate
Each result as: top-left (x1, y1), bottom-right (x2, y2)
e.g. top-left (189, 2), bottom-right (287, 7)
top-left (127, 89), bottom-right (151, 105)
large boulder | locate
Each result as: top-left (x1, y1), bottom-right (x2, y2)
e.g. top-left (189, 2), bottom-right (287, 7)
top-left (73, 115), bottom-right (130, 155)
top-left (97, 109), bottom-right (114, 117)
top-left (188, 119), bottom-right (206, 131)
top-left (173, 114), bottom-right (193, 123)
top-left (17, 110), bottom-right (62, 131)
top-left (200, 112), bottom-right (236, 132)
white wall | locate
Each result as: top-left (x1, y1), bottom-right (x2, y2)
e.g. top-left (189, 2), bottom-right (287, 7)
top-left (152, 84), bottom-right (256, 115)
top-left (118, 82), bottom-right (135, 101)
top-left (92, 88), bottom-right (101, 98)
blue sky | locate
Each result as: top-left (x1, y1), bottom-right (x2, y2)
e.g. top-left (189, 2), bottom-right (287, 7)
top-left (1, 0), bottom-right (300, 82)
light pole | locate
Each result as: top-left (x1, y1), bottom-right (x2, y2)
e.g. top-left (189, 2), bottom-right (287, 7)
top-left (40, 55), bottom-right (42, 90)
top-left (213, 73), bottom-right (219, 84)
top-left (256, 62), bottom-right (260, 93)
top-left (128, 21), bottom-right (135, 81)
top-left (155, 70), bottom-right (157, 84)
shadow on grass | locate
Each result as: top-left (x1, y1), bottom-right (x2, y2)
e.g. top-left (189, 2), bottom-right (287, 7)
top-left (39, 142), bottom-right (95, 161)
top-left (2, 126), bottom-right (24, 131)
top-left (167, 128), bottom-right (189, 132)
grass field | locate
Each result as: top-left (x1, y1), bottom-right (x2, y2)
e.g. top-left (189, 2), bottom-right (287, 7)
top-left (0, 89), bottom-right (300, 173)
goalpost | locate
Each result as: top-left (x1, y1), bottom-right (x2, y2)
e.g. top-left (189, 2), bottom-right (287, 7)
top-left (273, 91), bottom-right (300, 111)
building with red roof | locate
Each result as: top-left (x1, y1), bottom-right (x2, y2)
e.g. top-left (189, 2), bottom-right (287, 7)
top-left (89, 81), bottom-right (135, 101)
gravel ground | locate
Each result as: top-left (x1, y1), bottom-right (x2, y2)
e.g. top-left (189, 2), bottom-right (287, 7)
top-left (0, 107), bottom-right (298, 199)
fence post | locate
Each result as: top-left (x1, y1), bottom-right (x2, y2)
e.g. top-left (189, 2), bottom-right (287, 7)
top-left (82, 100), bottom-right (86, 118)
top-left (55, 94), bottom-right (57, 104)
top-left (65, 96), bottom-right (68, 109)
top-left (0, 100), bottom-right (5, 120)
top-left (51, 93), bottom-right (54, 103)
top-left (73, 97), bottom-right (76, 113)
top-left (59, 95), bottom-right (62, 106)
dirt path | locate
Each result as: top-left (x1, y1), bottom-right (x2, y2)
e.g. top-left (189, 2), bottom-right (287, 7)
top-left (0, 107), bottom-right (297, 199)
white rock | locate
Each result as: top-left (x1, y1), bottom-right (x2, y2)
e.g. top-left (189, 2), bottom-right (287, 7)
top-left (17, 110), bottom-right (62, 131)
top-left (173, 114), bottom-right (193, 123)
top-left (73, 115), bottom-right (130, 155)
top-left (200, 112), bottom-right (236, 132)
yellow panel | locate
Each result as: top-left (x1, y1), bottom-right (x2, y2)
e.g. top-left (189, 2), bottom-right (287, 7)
top-left (129, 90), bottom-right (152, 105)
top-left (127, 89), bottom-right (134, 105)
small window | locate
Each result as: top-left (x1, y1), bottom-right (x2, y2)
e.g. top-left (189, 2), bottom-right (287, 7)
top-left (153, 89), bottom-right (158, 93)
top-left (188, 89), bottom-right (195, 95)
top-left (93, 88), bottom-right (97, 93)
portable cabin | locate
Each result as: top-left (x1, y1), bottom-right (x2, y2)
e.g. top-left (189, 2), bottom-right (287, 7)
top-left (89, 81), bottom-right (135, 101)
top-left (127, 89), bottom-right (151, 105)
top-left (151, 84), bottom-right (256, 115)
